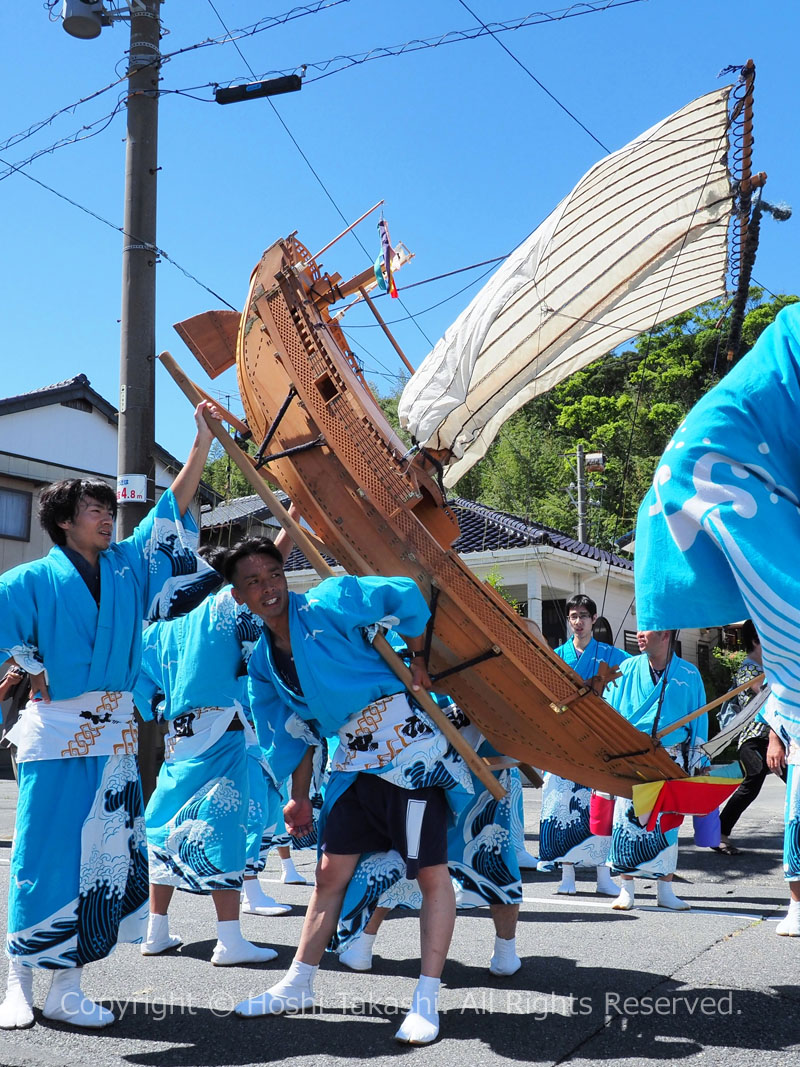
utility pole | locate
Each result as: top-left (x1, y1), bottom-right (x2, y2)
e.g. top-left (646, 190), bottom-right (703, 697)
top-left (117, 0), bottom-right (161, 537)
top-left (576, 443), bottom-right (587, 543)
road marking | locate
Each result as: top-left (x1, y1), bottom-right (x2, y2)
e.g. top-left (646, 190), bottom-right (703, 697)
top-left (519, 892), bottom-right (777, 921)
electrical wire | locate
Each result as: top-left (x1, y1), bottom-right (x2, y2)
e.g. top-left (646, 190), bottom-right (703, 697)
top-left (203, 0), bottom-right (436, 349)
top-left (0, 150), bottom-right (239, 311)
top-left (5, 1), bottom-right (351, 157)
top-left (232, 0), bottom-right (648, 87)
top-left (0, 100), bottom-right (127, 183)
top-left (455, 0), bottom-right (610, 152)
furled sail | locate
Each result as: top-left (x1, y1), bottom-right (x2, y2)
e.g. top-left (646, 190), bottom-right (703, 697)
top-left (398, 86), bottom-right (733, 486)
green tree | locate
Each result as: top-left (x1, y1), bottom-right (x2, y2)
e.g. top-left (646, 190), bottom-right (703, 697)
top-left (202, 438), bottom-right (257, 500)
top-left (451, 289), bottom-right (796, 545)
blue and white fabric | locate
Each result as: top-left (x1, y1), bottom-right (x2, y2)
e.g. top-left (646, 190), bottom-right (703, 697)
top-left (633, 304), bottom-right (800, 745)
top-left (0, 491), bottom-right (212, 967)
top-left (605, 653), bottom-right (706, 879)
top-left (539, 638), bottom-right (628, 869)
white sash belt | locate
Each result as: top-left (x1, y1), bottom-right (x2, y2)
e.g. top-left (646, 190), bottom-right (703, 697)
top-left (164, 702), bottom-right (257, 763)
top-left (6, 691), bottom-right (137, 763)
top-left (329, 692), bottom-right (416, 774)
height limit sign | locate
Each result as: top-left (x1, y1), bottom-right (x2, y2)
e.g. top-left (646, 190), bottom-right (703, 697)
top-left (117, 474), bottom-right (147, 503)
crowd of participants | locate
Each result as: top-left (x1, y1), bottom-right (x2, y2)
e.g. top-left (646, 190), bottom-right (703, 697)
top-left (0, 400), bottom-right (796, 1046)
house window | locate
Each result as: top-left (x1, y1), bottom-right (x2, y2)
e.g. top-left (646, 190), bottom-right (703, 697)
top-left (0, 487), bottom-right (32, 541)
top-left (541, 598), bottom-right (567, 649)
top-left (624, 630), bottom-right (682, 658)
top-left (623, 630), bottom-right (640, 655)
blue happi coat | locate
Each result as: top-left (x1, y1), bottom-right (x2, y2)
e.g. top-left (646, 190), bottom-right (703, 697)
top-left (247, 574), bottom-right (431, 783)
top-left (0, 490), bottom-right (218, 697)
top-left (134, 586), bottom-right (257, 721)
top-left (538, 637), bottom-right (629, 869)
top-left (135, 588), bottom-right (278, 893)
top-left (554, 636), bottom-right (628, 681)
top-left (633, 303), bottom-right (800, 743)
top-left (605, 652), bottom-right (706, 879)
top-left (0, 490), bottom-right (216, 967)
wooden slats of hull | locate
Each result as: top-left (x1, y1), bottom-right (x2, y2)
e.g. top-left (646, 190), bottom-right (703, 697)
top-left (179, 235), bottom-right (686, 797)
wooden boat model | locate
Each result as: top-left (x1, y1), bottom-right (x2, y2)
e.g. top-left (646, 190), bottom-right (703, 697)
top-left (173, 230), bottom-right (686, 797)
top-left (170, 64), bottom-right (774, 799)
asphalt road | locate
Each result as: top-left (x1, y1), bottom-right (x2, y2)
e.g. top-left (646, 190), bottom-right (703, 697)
top-left (0, 776), bottom-right (798, 1067)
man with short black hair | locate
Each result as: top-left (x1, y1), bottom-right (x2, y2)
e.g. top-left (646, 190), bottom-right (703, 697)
top-left (606, 630), bottom-right (707, 911)
top-left (226, 540), bottom-right (463, 1045)
top-left (539, 593), bottom-right (628, 895)
top-left (0, 403), bottom-right (219, 1030)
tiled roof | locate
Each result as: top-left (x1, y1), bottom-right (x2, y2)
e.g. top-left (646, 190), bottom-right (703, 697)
top-left (281, 496), bottom-right (632, 572)
top-left (201, 493), bottom-right (279, 529)
top-left (449, 498), bottom-right (633, 569)
top-left (0, 374), bottom-right (218, 504)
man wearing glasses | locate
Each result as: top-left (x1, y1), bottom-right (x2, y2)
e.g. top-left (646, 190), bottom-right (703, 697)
top-left (538, 595), bottom-right (628, 895)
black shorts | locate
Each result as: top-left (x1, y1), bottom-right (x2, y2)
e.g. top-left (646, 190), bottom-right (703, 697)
top-left (322, 773), bottom-right (448, 879)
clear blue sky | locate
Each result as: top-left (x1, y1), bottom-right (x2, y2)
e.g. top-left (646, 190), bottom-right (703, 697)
top-left (2, 0), bottom-right (798, 462)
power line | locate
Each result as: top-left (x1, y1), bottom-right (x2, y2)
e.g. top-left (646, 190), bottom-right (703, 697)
top-left (204, 0), bottom-right (435, 348)
top-left (0, 100), bottom-right (126, 183)
top-left (0, 150), bottom-right (238, 310)
top-left (454, 0), bottom-right (611, 153)
top-left (2, 1), bottom-right (350, 157)
top-left (343, 260), bottom-right (499, 326)
top-left (226, 0), bottom-right (647, 87)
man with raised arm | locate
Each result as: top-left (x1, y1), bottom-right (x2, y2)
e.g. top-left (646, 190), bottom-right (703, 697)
top-left (0, 403), bottom-right (219, 1030)
top-left (225, 538), bottom-right (468, 1045)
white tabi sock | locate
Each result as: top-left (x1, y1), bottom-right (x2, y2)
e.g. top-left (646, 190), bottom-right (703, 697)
top-left (280, 857), bottom-right (308, 885)
top-left (557, 863), bottom-right (577, 895)
top-left (395, 975), bottom-right (440, 1045)
top-left (611, 883), bottom-right (635, 911)
top-left (141, 912), bottom-right (183, 955)
top-left (489, 936), bottom-right (521, 976)
top-left (211, 919), bottom-right (278, 966)
top-left (776, 899), bottom-right (800, 936)
top-left (595, 866), bottom-right (618, 896)
top-left (234, 958), bottom-right (318, 1016)
top-left (43, 967), bottom-right (114, 1028)
top-left (339, 932), bottom-right (376, 971)
top-left (656, 881), bottom-right (691, 911)
top-left (0, 959), bottom-right (35, 1030)
top-left (241, 878), bottom-right (292, 916)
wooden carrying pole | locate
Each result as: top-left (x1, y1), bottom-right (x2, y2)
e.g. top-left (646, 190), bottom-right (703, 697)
top-left (159, 351), bottom-right (505, 800)
top-left (655, 673), bottom-right (766, 740)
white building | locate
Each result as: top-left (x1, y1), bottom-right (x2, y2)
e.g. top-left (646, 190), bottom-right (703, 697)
top-left (0, 374), bottom-right (216, 573)
top-left (201, 492), bottom-right (712, 667)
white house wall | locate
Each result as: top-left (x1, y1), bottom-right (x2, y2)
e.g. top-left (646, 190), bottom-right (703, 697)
top-left (1, 403), bottom-right (184, 573)
top-left (285, 546), bottom-right (707, 667)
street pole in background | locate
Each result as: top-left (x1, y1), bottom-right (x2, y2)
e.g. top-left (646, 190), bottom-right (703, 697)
top-left (117, 0), bottom-right (161, 538)
top-left (117, 0), bottom-right (162, 802)
top-left (576, 443), bottom-right (587, 543)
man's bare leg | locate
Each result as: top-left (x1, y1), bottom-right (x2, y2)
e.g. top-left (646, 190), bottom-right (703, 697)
top-left (210, 888), bottom-right (277, 965)
top-left (489, 902), bottom-right (521, 975)
top-left (395, 863), bottom-right (454, 1045)
top-left (142, 883), bottom-right (182, 955)
top-left (235, 851), bottom-right (360, 1016)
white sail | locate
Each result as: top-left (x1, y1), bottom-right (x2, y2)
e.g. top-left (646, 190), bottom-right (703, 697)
top-left (399, 87), bottom-right (733, 487)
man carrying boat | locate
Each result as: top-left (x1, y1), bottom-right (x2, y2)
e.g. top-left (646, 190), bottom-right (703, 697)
top-left (225, 538), bottom-right (466, 1045)
top-left (604, 630), bottom-right (707, 911)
